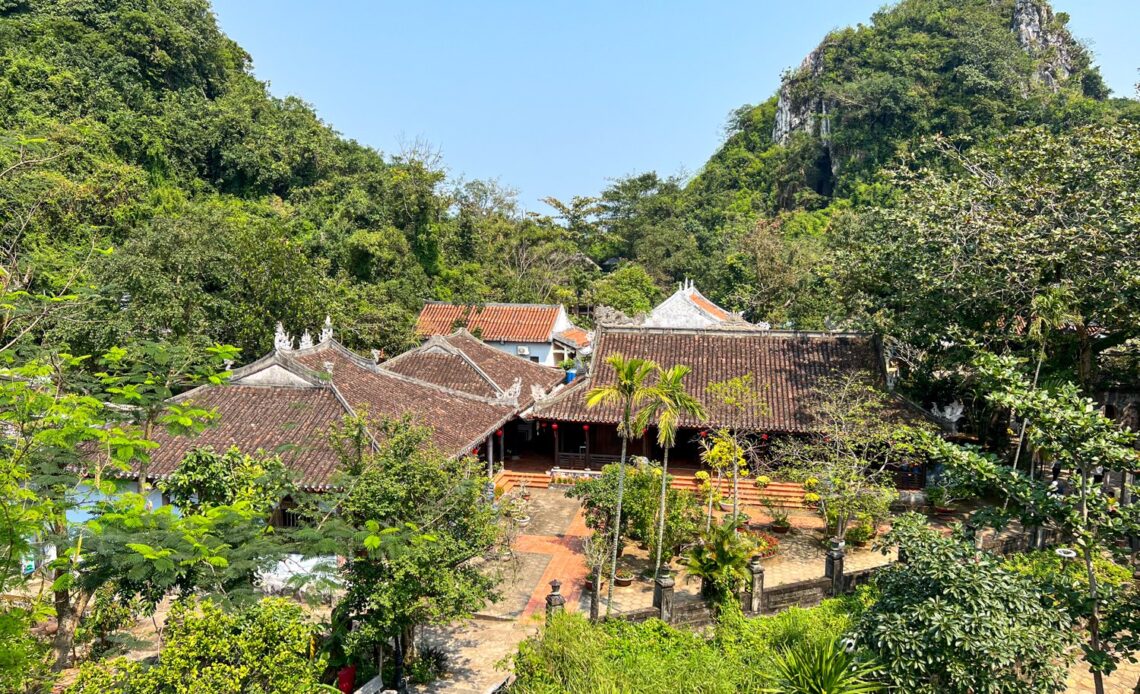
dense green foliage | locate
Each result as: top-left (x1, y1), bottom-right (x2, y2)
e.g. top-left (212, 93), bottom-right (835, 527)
top-left (510, 596), bottom-right (869, 693)
top-left (858, 514), bottom-right (1072, 693)
top-left (67, 598), bottom-right (326, 693)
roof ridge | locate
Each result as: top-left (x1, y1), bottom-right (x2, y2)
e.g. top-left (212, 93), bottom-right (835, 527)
top-left (600, 324), bottom-right (872, 338)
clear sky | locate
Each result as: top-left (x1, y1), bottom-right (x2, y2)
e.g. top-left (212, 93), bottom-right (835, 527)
top-left (211, 1), bottom-right (1138, 212)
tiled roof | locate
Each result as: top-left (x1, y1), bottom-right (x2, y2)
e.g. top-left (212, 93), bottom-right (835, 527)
top-left (554, 327), bottom-right (591, 349)
top-left (144, 337), bottom-right (553, 488)
top-left (416, 303), bottom-right (562, 343)
top-left (292, 343), bottom-right (517, 457)
top-left (147, 385), bottom-right (348, 488)
top-left (688, 292), bottom-right (730, 321)
top-left (440, 331), bottom-right (565, 406)
top-left (531, 326), bottom-right (889, 434)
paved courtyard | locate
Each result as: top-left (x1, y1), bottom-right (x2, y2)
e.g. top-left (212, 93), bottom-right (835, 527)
top-left (416, 489), bottom-right (1125, 693)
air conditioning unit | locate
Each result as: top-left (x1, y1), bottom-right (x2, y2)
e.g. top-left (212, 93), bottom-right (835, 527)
top-left (516, 346), bottom-right (530, 356)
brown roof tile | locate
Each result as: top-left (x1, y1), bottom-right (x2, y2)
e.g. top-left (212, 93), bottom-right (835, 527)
top-left (293, 343), bottom-right (517, 456)
top-left (416, 303), bottom-right (562, 343)
top-left (532, 326), bottom-right (888, 433)
top-left (147, 385), bottom-right (348, 488)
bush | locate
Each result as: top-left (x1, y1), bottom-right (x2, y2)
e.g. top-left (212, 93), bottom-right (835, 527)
top-left (68, 598), bottom-right (326, 694)
top-left (511, 612), bottom-right (739, 694)
top-left (857, 514), bottom-right (1072, 693)
top-left (408, 644), bottom-right (448, 685)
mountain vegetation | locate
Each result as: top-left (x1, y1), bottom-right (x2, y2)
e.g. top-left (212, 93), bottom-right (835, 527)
top-left (5, 0), bottom-right (1136, 378)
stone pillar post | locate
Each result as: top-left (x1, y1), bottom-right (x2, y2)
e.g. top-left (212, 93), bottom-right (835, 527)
top-left (545, 579), bottom-right (566, 621)
top-left (747, 555), bottom-right (765, 614)
top-left (654, 568), bottom-right (675, 623)
top-left (825, 538), bottom-right (846, 596)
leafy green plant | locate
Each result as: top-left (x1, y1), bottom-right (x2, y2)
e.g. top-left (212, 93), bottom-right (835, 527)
top-left (764, 638), bottom-right (883, 694)
top-left (68, 598), bottom-right (327, 693)
top-left (858, 513), bottom-right (1071, 693)
top-left (685, 521), bottom-right (757, 605)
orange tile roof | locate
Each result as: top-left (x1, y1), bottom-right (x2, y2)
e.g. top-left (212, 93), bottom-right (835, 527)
top-left (416, 303), bottom-right (561, 343)
top-left (689, 292), bottom-right (730, 320)
top-left (553, 327), bottom-right (591, 349)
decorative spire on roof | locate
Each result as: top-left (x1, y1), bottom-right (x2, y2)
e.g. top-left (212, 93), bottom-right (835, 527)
top-left (320, 315), bottom-right (333, 343)
top-left (274, 322), bottom-right (294, 352)
top-left (299, 330), bottom-right (313, 350)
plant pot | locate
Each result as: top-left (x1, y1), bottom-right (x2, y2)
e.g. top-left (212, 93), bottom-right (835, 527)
top-left (584, 578), bottom-right (602, 591)
top-left (933, 506), bottom-right (956, 516)
top-left (770, 524), bottom-right (791, 535)
top-left (497, 549), bottom-right (513, 561)
top-left (337, 665), bottom-right (357, 693)
top-left (718, 501), bottom-right (733, 512)
top-left (514, 515), bottom-right (531, 526)
top-left (614, 575), bottom-right (634, 587)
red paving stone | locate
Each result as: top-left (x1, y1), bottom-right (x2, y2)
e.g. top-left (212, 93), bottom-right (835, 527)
top-left (515, 506), bottom-right (592, 619)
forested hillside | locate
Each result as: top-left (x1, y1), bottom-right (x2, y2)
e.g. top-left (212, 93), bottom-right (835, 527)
top-left (2, 0), bottom-right (1137, 388)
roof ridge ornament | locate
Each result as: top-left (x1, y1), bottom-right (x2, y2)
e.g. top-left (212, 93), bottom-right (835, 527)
top-left (299, 330), bottom-right (313, 350)
top-left (274, 322), bottom-right (294, 352)
top-left (319, 315), bottom-right (333, 343)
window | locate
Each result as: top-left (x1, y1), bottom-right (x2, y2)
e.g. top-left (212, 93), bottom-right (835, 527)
top-left (529, 356), bottom-right (540, 363)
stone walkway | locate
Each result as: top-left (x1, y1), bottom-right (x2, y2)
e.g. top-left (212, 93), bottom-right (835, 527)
top-left (417, 492), bottom-right (1124, 693)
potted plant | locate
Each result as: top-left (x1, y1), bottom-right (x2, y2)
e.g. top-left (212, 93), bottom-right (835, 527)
top-left (614, 570), bottom-right (634, 587)
top-left (844, 520), bottom-right (876, 548)
top-left (518, 478), bottom-right (531, 501)
top-left (926, 484), bottom-right (955, 515)
top-left (755, 475), bottom-right (772, 490)
top-left (802, 492), bottom-right (821, 508)
top-left (753, 531), bottom-right (781, 559)
top-left (762, 498), bottom-right (791, 534)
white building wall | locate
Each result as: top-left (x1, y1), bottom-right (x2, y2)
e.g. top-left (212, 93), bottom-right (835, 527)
top-left (643, 292), bottom-right (721, 329)
top-left (486, 340), bottom-right (555, 366)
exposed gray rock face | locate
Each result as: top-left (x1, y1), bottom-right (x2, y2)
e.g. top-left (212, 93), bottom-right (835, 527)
top-left (772, 0), bottom-right (1077, 145)
top-left (772, 44), bottom-right (830, 146)
top-left (1011, 0), bottom-right (1074, 89)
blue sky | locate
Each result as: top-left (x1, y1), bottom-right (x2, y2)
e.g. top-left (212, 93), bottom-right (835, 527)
top-left (211, 1), bottom-right (1138, 212)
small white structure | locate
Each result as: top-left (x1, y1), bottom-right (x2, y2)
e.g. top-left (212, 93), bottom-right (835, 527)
top-left (642, 280), bottom-right (757, 329)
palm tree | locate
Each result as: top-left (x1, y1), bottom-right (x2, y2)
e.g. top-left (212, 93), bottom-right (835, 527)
top-left (683, 519), bottom-right (756, 605)
top-left (637, 365), bottom-right (706, 581)
top-left (586, 353), bottom-right (657, 616)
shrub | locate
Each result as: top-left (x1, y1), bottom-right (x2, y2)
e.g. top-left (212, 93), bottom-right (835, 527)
top-left (510, 612), bottom-right (739, 693)
top-left (858, 514), bottom-right (1072, 693)
top-left (767, 638), bottom-right (883, 693)
top-left (68, 598), bottom-right (326, 694)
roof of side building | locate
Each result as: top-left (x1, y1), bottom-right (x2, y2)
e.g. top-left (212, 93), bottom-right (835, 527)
top-left (416, 302), bottom-right (565, 343)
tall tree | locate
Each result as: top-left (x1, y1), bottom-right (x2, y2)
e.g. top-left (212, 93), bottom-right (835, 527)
top-left (586, 353), bottom-right (657, 615)
top-left (638, 365), bottom-right (706, 580)
top-left (919, 353), bottom-right (1140, 694)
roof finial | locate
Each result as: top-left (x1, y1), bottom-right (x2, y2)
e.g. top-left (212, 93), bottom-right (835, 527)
top-left (320, 315), bottom-right (333, 343)
top-left (274, 322), bottom-right (294, 352)
top-left (298, 330), bottom-right (313, 350)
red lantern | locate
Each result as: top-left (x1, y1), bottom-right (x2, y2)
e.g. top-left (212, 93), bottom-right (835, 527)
top-left (552, 422), bottom-right (559, 431)
top-left (496, 429), bottom-right (504, 437)
top-left (582, 424), bottom-right (590, 431)
top-left (472, 447), bottom-right (479, 454)
top-left (700, 430), bottom-right (708, 438)
top-left (761, 433), bottom-right (769, 441)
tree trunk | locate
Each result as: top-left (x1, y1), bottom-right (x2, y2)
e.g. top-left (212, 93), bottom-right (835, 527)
top-left (51, 583), bottom-right (90, 671)
top-left (732, 456), bottom-right (739, 523)
top-left (1078, 466), bottom-right (1106, 694)
top-left (606, 433), bottom-right (629, 617)
top-left (654, 447), bottom-right (671, 580)
top-left (1077, 324), bottom-right (1094, 389)
top-left (589, 564), bottom-right (602, 621)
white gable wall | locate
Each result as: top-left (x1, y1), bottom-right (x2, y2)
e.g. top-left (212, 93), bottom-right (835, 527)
top-left (642, 290), bottom-right (722, 329)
